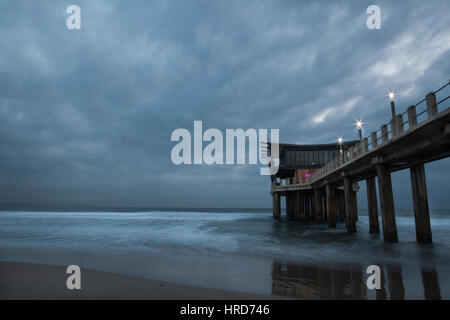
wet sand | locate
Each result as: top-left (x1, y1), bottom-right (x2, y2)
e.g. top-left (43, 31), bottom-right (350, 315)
top-left (0, 261), bottom-right (286, 300)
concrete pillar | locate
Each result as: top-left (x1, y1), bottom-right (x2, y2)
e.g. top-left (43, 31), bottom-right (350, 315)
top-left (292, 192), bottom-right (298, 220)
top-left (298, 193), bottom-right (305, 221)
top-left (305, 194), bottom-right (310, 219)
top-left (391, 115), bottom-right (403, 138)
top-left (326, 184), bottom-right (337, 228)
top-left (285, 194), bottom-right (290, 219)
top-left (381, 124), bottom-right (388, 144)
top-left (371, 132), bottom-right (378, 148)
top-left (314, 188), bottom-right (324, 222)
top-left (344, 176), bottom-right (357, 233)
top-left (273, 193), bottom-right (281, 220)
top-left (337, 190), bottom-right (346, 222)
top-left (287, 193), bottom-right (294, 220)
top-left (426, 92), bottom-right (437, 119)
top-left (297, 191), bottom-right (305, 220)
top-left (353, 183), bottom-right (359, 221)
top-left (363, 137), bottom-right (369, 153)
top-left (407, 105), bottom-right (417, 128)
top-left (376, 164), bottom-right (398, 242)
top-left (295, 192), bottom-right (301, 221)
top-left (366, 176), bottom-right (380, 234)
top-left (410, 164), bottom-right (432, 243)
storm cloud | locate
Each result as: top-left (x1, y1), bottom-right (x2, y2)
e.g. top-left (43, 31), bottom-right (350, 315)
top-left (0, 0), bottom-right (449, 209)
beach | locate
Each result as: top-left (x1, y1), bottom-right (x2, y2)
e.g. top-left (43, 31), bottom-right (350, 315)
top-left (0, 261), bottom-right (283, 300)
top-left (1, 209), bottom-right (449, 299)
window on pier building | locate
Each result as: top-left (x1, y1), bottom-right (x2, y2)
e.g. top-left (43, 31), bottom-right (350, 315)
top-left (282, 148), bottom-right (344, 169)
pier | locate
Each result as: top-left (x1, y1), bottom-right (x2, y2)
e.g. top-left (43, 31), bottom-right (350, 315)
top-left (268, 81), bottom-right (450, 243)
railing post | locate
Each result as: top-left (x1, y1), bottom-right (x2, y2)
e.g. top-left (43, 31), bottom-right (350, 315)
top-left (381, 124), bottom-right (388, 143)
top-left (407, 105), bottom-right (417, 128)
top-left (396, 114), bottom-right (404, 134)
top-left (363, 138), bottom-right (369, 153)
top-left (391, 115), bottom-right (403, 138)
top-left (426, 92), bottom-right (437, 119)
top-left (371, 132), bottom-right (378, 148)
top-left (356, 143), bottom-right (361, 156)
top-left (390, 118), bottom-right (397, 137)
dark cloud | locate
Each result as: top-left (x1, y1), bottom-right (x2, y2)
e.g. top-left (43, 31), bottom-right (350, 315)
top-left (0, 0), bottom-right (449, 209)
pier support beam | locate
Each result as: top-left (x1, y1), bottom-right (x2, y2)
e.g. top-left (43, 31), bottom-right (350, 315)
top-left (296, 192), bottom-right (303, 221)
top-left (353, 183), bottom-right (359, 221)
top-left (366, 177), bottom-right (380, 234)
top-left (326, 184), bottom-right (337, 228)
top-left (286, 194), bottom-right (293, 220)
top-left (273, 193), bottom-right (281, 220)
top-left (298, 193), bottom-right (305, 221)
top-left (337, 190), bottom-right (346, 222)
top-left (314, 189), bottom-right (324, 222)
top-left (305, 194), bottom-right (311, 219)
top-left (376, 164), bottom-right (398, 243)
top-left (410, 164), bottom-right (432, 243)
top-left (344, 176), bottom-right (357, 233)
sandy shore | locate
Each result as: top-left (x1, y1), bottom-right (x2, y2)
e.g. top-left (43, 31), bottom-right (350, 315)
top-left (0, 261), bottom-right (286, 300)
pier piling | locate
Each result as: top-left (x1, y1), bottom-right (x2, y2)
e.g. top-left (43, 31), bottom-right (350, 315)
top-left (410, 164), bottom-right (432, 243)
top-left (314, 189), bottom-right (324, 222)
top-left (326, 184), bottom-right (337, 228)
top-left (366, 176), bottom-right (380, 234)
top-left (273, 193), bottom-right (281, 220)
top-left (344, 176), bottom-right (357, 233)
top-left (376, 164), bottom-right (398, 242)
top-left (305, 194), bottom-right (311, 219)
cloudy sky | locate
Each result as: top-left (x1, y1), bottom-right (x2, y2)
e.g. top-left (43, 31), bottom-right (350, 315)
top-left (1, 0), bottom-right (449, 209)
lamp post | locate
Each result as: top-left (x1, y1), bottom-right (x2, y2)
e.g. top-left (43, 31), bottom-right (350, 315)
top-left (389, 91), bottom-right (396, 118)
top-left (337, 137), bottom-right (343, 155)
top-left (355, 120), bottom-right (363, 141)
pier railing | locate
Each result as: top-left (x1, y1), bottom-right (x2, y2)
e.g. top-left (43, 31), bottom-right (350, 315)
top-left (273, 80), bottom-right (450, 189)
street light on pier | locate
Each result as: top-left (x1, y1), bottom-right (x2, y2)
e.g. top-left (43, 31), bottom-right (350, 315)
top-left (389, 91), bottom-right (396, 118)
top-left (355, 120), bottom-right (364, 141)
top-left (337, 136), bottom-right (344, 155)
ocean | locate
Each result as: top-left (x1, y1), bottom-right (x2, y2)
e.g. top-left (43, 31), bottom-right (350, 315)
top-left (1, 209), bottom-right (449, 299)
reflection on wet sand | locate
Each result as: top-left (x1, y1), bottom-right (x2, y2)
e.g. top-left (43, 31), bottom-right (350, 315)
top-left (271, 261), bottom-right (442, 300)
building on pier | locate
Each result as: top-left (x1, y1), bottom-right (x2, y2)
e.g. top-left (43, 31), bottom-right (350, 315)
top-left (269, 141), bottom-right (358, 185)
